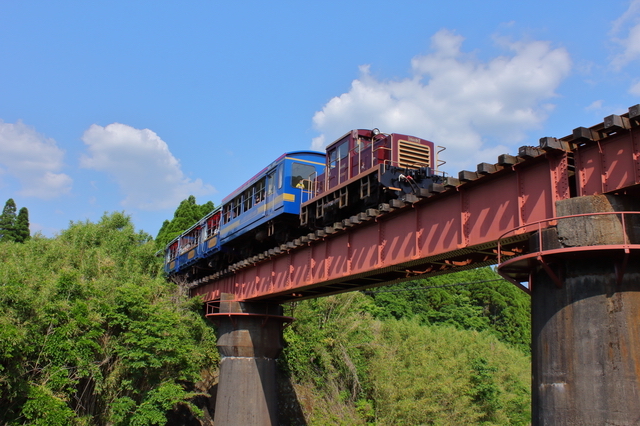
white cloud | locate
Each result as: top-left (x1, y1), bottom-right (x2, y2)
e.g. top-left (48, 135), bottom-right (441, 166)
top-left (631, 80), bottom-right (640, 95)
top-left (311, 29), bottom-right (571, 174)
top-left (610, 0), bottom-right (640, 69)
top-left (586, 100), bottom-right (604, 111)
top-left (0, 120), bottom-right (72, 198)
top-left (80, 123), bottom-right (215, 210)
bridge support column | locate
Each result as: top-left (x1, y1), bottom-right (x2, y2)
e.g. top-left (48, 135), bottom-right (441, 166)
top-left (211, 294), bottom-right (290, 426)
top-left (530, 195), bottom-right (640, 425)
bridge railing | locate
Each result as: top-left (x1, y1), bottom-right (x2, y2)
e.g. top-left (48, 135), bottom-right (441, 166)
top-left (497, 211), bottom-right (640, 287)
top-left (498, 211), bottom-right (640, 262)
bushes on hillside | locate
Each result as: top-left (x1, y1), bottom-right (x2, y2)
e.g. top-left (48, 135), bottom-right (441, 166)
top-left (0, 213), bottom-right (218, 425)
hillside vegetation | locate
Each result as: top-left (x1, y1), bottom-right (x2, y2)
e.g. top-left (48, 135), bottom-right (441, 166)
top-left (0, 211), bottom-right (531, 425)
top-left (281, 274), bottom-right (531, 425)
top-left (0, 213), bottom-right (218, 425)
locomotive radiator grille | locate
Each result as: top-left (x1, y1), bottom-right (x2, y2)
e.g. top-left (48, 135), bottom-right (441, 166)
top-left (398, 140), bottom-right (431, 168)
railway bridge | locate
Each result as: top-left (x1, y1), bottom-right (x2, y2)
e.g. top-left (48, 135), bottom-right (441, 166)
top-left (190, 106), bottom-right (640, 426)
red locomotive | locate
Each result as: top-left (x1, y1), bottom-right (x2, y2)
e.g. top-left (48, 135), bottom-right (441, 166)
top-left (300, 128), bottom-right (444, 227)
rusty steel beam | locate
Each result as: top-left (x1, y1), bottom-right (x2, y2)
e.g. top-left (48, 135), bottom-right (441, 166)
top-left (563, 107), bottom-right (640, 197)
top-left (192, 151), bottom-right (570, 303)
top-left (574, 126), bottom-right (640, 196)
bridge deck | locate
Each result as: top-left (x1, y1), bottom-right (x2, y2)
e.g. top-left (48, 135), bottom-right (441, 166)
top-left (191, 109), bottom-right (640, 303)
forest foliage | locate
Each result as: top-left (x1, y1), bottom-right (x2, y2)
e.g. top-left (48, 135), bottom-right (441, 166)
top-left (281, 269), bottom-right (531, 425)
top-left (0, 198), bottom-right (30, 243)
top-left (154, 196), bottom-right (214, 249)
top-left (367, 268), bottom-right (531, 352)
top-left (0, 213), bottom-right (218, 425)
top-left (0, 199), bottom-right (531, 425)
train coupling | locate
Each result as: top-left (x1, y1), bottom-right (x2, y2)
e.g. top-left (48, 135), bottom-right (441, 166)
top-left (380, 166), bottom-right (442, 196)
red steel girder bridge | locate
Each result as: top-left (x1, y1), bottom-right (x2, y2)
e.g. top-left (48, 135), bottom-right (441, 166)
top-left (191, 107), bottom-right (640, 304)
top-left (199, 106), bottom-right (640, 426)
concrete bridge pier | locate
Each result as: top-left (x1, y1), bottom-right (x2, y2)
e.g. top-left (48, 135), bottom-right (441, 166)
top-left (210, 294), bottom-right (290, 426)
top-left (525, 195), bottom-right (640, 425)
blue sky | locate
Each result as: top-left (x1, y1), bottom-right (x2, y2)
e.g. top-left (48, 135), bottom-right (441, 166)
top-left (1, 1), bottom-right (639, 238)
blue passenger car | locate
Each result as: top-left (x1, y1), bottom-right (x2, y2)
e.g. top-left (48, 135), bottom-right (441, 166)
top-left (163, 206), bottom-right (222, 276)
top-left (164, 150), bottom-right (325, 276)
top-left (218, 151), bottom-right (325, 246)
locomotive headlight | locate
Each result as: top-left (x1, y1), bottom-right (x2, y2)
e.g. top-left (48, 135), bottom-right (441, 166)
top-left (372, 128), bottom-right (380, 136)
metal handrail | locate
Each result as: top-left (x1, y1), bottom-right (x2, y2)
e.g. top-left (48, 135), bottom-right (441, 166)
top-left (497, 211), bottom-right (640, 263)
top-left (298, 177), bottom-right (315, 203)
top-left (373, 146), bottom-right (392, 165)
top-left (436, 145), bottom-right (446, 172)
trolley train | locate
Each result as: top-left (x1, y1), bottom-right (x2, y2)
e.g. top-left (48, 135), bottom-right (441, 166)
top-left (164, 129), bottom-right (444, 280)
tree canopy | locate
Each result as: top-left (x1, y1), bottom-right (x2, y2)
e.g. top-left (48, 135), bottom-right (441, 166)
top-left (0, 199), bottom-right (30, 243)
top-left (0, 212), bottom-right (218, 425)
top-left (155, 196), bottom-right (214, 249)
top-left (281, 286), bottom-right (531, 425)
top-left (0, 198), bottom-right (17, 242)
top-left (0, 201), bottom-right (532, 424)
top-left (15, 207), bottom-right (30, 243)
top-left (367, 268), bottom-right (531, 351)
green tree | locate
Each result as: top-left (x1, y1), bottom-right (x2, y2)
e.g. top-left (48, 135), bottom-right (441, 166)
top-left (0, 198), bottom-right (17, 242)
top-left (0, 212), bottom-right (218, 425)
top-left (368, 319), bottom-right (530, 425)
top-left (15, 207), bottom-right (30, 243)
top-left (155, 195), bottom-right (214, 249)
top-left (280, 290), bottom-right (531, 425)
top-left (281, 292), bottom-right (379, 425)
top-left (369, 267), bottom-right (531, 352)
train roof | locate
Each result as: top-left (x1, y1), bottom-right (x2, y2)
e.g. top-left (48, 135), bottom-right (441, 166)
top-left (164, 150), bottom-right (324, 251)
top-left (221, 150), bottom-right (325, 204)
top-left (325, 129), bottom-right (434, 150)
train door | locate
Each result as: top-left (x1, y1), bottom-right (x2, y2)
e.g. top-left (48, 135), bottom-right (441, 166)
top-left (265, 168), bottom-right (278, 213)
top-left (351, 136), bottom-right (373, 176)
top-left (291, 161), bottom-right (318, 204)
top-left (328, 138), bottom-right (349, 188)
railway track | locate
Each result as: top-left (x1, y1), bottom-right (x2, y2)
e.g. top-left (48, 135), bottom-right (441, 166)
top-left (181, 145), bottom-right (545, 289)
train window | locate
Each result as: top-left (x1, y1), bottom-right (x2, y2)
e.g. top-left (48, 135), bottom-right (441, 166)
top-left (267, 172), bottom-right (275, 195)
top-left (222, 204), bottom-right (231, 224)
top-left (232, 196), bottom-right (241, 217)
top-left (277, 165), bottom-right (283, 189)
top-left (337, 142), bottom-right (349, 160)
top-left (255, 178), bottom-right (266, 203)
top-left (354, 137), bottom-right (370, 153)
top-left (243, 188), bottom-right (253, 211)
top-left (354, 138), bottom-right (362, 153)
top-left (291, 162), bottom-right (315, 189)
top-left (205, 213), bottom-right (220, 238)
top-left (167, 242), bottom-right (178, 261)
top-left (180, 227), bottom-right (200, 253)
top-left (328, 149), bottom-right (337, 168)
top-left (328, 141), bottom-right (349, 168)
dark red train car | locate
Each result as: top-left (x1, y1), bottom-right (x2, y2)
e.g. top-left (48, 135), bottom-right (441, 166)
top-left (301, 128), bottom-right (443, 227)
